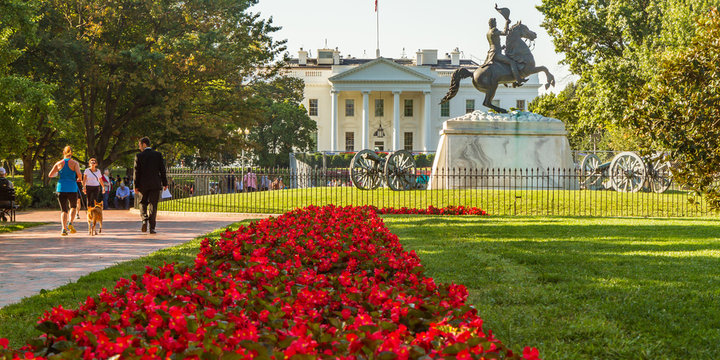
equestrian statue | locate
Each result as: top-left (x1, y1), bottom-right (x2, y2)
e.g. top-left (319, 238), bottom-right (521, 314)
top-left (440, 4), bottom-right (556, 113)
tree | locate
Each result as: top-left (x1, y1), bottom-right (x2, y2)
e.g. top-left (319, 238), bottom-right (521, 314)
top-left (536, 0), bottom-right (717, 149)
top-left (249, 76), bottom-right (317, 167)
top-left (15, 0), bottom-right (285, 170)
top-left (626, 8), bottom-right (720, 208)
top-left (0, 0), bottom-right (63, 185)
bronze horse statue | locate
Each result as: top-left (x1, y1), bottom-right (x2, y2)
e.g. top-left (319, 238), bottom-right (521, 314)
top-left (440, 21), bottom-right (556, 113)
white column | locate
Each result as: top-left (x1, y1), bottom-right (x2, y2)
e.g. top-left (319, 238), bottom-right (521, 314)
top-left (362, 90), bottom-right (370, 150)
top-left (424, 91), bottom-right (432, 151)
top-left (393, 91), bottom-right (400, 151)
top-left (330, 90), bottom-right (338, 151)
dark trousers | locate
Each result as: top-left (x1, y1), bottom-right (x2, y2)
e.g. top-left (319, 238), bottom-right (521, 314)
top-left (138, 189), bottom-right (160, 230)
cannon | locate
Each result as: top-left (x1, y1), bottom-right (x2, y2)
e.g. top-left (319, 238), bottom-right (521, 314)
top-left (349, 150), bottom-right (419, 191)
top-left (580, 151), bottom-right (673, 193)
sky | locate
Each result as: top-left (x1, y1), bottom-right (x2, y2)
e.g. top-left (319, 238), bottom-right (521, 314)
top-left (250, 0), bottom-right (577, 93)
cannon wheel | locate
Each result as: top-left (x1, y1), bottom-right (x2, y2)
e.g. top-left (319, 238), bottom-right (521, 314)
top-left (650, 156), bottom-right (673, 193)
top-left (609, 152), bottom-right (647, 193)
top-left (384, 150), bottom-right (417, 191)
top-left (350, 150), bottom-right (383, 190)
top-left (580, 153), bottom-right (603, 189)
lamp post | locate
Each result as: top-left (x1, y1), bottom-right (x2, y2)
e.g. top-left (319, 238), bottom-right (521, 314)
top-left (240, 128), bottom-right (250, 184)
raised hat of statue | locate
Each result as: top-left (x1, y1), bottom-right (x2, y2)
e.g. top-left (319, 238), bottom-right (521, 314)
top-left (440, 4), bottom-right (556, 113)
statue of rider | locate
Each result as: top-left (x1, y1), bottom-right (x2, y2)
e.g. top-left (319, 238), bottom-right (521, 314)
top-left (482, 17), bottom-right (526, 86)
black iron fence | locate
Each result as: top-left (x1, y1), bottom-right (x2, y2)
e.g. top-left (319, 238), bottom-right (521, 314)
top-left (149, 167), bottom-right (715, 217)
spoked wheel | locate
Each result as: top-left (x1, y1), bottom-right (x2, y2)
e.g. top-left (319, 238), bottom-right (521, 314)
top-left (650, 155), bottom-right (673, 193)
top-left (384, 150), bottom-right (417, 191)
top-left (350, 149), bottom-right (383, 190)
top-left (609, 152), bottom-right (647, 193)
top-left (580, 153), bottom-right (603, 189)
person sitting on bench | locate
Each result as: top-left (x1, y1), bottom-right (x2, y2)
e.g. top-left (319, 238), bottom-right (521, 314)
top-left (0, 167), bottom-right (16, 222)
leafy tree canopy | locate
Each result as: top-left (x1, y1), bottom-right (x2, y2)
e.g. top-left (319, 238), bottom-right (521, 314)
top-left (10, 0), bottom-right (286, 170)
top-left (626, 7), bottom-right (720, 208)
top-left (537, 0), bottom-right (718, 149)
top-left (249, 76), bottom-right (317, 167)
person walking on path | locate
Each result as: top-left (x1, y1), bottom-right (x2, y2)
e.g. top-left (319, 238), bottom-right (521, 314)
top-left (133, 137), bottom-right (168, 234)
top-left (48, 146), bottom-right (82, 236)
top-left (83, 158), bottom-right (105, 208)
top-left (102, 169), bottom-right (112, 209)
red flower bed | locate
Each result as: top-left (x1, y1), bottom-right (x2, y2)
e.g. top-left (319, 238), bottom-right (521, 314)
top-left (0, 205), bottom-right (536, 359)
top-left (366, 205), bottom-right (488, 216)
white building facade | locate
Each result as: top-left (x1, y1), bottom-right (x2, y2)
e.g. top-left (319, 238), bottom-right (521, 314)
top-left (287, 48), bottom-right (542, 152)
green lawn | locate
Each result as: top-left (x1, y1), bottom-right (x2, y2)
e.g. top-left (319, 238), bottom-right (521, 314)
top-left (386, 216), bottom-right (720, 359)
top-left (0, 220), bottom-right (254, 348)
top-left (161, 187), bottom-right (714, 217)
top-left (3, 215), bottom-right (720, 359)
top-left (0, 222), bottom-right (47, 233)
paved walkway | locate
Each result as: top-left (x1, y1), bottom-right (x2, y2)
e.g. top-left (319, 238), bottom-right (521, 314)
top-left (0, 210), bottom-right (272, 308)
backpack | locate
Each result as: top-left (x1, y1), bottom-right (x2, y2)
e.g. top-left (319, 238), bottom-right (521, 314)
top-left (0, 178), bottom-right (15, 202)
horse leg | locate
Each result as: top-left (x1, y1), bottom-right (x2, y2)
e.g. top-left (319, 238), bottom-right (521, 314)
top-left (527, 65), bottom-right (556, 90)
top-left (482, 85), bottom-right (506, 113)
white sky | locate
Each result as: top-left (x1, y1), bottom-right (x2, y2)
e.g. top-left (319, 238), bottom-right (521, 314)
top-left (251, 0), bottom-right (576, 93)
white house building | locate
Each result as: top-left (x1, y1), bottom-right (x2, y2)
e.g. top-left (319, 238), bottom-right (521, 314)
top-left (286, 48), bottom-right (542, 152)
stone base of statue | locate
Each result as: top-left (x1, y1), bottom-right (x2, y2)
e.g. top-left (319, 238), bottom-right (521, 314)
top-left (429, 111), bottom-right (578, 190)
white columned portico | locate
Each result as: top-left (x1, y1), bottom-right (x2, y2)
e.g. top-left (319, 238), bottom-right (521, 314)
top-left (393, 91), bottom-right (401, 151)
top-left (330, 90), bottom-right (338, 151)
top-left (362, 90), bottom-right (370, 149)
top-left (424, 91), bottom-right (432, 151)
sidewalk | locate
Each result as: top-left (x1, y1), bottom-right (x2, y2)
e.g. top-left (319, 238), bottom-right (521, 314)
top-left (0, 209), bottom-right (271, 308)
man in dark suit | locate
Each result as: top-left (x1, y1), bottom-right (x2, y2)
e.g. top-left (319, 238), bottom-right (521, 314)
top-left (133, 137), bottom-right (168, 234)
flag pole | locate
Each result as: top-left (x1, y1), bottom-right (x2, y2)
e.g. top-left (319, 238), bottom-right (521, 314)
top-left (376, 0), bottom-right (380, 58)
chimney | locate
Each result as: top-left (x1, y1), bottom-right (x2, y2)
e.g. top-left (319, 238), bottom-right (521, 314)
top-left (416, 50), bottom-right (422, 66)
top-left (421, 49), bottom-right (438, 65)
top-left (333, 47), bottom-right (340, 65)
top-left (450, 47), bottom-right (460, 66)
top-left (298, 48), bottom-right (308, 66)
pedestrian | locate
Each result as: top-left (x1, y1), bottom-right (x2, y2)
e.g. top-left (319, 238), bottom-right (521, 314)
top-left (133, 137), bottom-right (168, 234)
top-left (114, 182), bottom-right (131, 209)
top-left (48, 146), bottom-right (82, 236)
top-left (0, 167), bottom-right (14, 221)
top-left (227, 169), bottom-right (235, 193)
top-left (243, 167), bottom-right (257, 192)
top-left (102, 169), bottom-right (112, 209)
top-left (83, 158), bottom-right (105, 208)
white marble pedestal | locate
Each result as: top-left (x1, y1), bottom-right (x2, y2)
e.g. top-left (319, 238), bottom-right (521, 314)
top-left (429, 111), bottom-right (578, 190)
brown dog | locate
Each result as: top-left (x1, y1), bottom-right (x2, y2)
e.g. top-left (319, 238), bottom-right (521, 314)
top-left (87, 201), bottom-right (103, 235)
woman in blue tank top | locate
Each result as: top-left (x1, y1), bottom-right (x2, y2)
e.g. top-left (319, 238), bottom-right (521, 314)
top-left (49, 146), bottom-right (82, 236)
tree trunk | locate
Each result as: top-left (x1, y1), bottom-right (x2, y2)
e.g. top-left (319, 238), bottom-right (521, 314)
top-left (22, 156), bottom-right (35, 187)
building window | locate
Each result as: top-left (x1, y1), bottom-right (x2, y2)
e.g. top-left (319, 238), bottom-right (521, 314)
top-left (441, 102), bottom-right (450, 117)
top-left (404, 132), bottom-right (413, 151)
top-left (465, 99), bottom-right (475, 113)
top-left (313, 131), bottom-right (318, 151)
top-left (345, 132), bottom-right (355, 151)
top-left (345, 99), bottom-right (354, 116)
top-left (404, 99), bottom-right (413, 117)
top-left (375, 99), bottom-right (384, 117)
top-left (374, 141), bottom-right (384, 151)
top-left (309, 99), bottom-right (318, 116)
top-left (491, 99), bottom-right (500, 108)
top-left (516, 99), bottom-right (526, 110)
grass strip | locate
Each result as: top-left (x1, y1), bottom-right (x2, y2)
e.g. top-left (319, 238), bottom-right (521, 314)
top-left (0, 222), bottom-right (48, 233)
top-left (385, 215), bottom-right (720, 359)
top-left (159, 187), bottom-right (715, 217)
top-left (0, 220), bottom-right (255, 348)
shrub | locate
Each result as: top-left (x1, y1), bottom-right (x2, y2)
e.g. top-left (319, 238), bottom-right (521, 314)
top-left (13, 186), bottom-right (32, 209)
top-left (27, 186), bottom-right (57, 208)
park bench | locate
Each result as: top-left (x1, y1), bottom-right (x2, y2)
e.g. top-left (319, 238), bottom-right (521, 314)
top-left (0, 180), bottom-right (17, 222)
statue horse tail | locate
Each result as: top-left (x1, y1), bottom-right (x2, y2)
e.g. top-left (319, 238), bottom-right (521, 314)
top-left (440, 68), bottom-right (473, 104)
